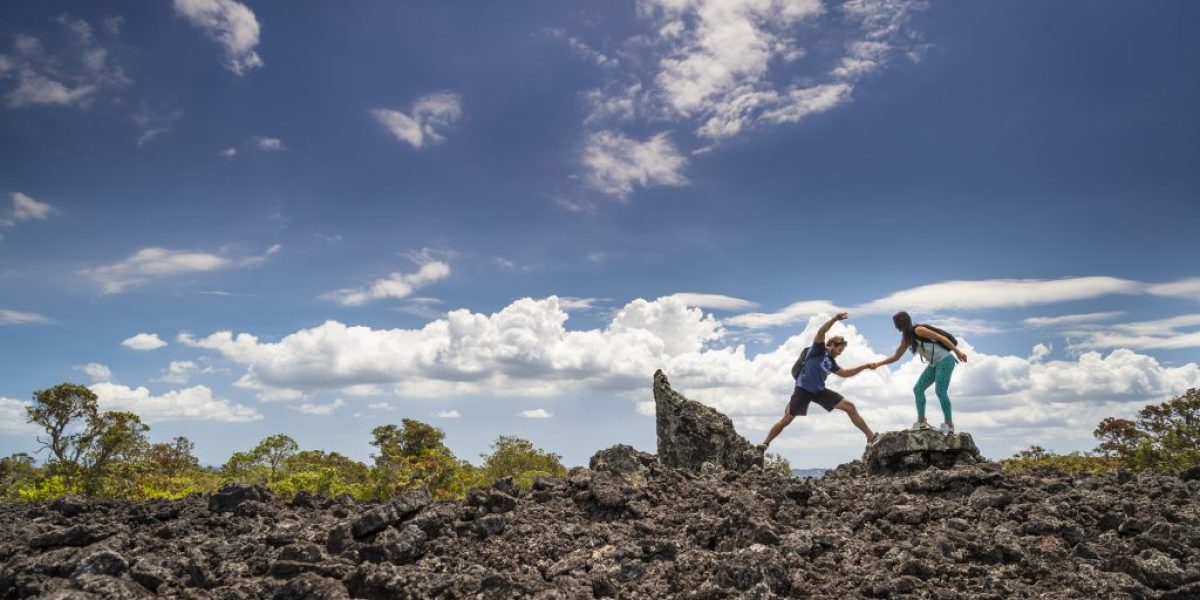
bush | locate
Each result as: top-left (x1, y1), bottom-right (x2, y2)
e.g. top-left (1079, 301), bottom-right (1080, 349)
top-left (12, 475), bottom-right (80, 503)
top-left (1001, 446), bottom-right (1120, 475)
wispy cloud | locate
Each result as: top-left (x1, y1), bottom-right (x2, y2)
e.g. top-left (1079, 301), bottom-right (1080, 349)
top-left (1068, 314), bottom-right (1200, 351)
top-left (75, 362), bottom-right (112, 382)
top-left (583, 131), bottom-right (688, 198)
top-left (1148, 278), bottom-right (1200, 301)
top-left (667, 293), bottom-right (758, 311)
top-left (0, 308), bottom-right (52, 325)
top-left (294, 398), bottom-right (346, 416)
top-left (323, 260), bottom-right (450, 307)
top-left (83, 245), bottom-right (280, 294)
top-left (520, 408), bottom-right (553, 419)
top-left (436, 409), bottom-right (460, 419)
top-left (1023, 311), bottom-right (1126, 328)
top-left (1, 192), bottom-right (58, 230)
top-left (858, 277), bottom-right (1142, 313)
top-left (725, 300), bottom-right (841, 329)
top-left (253, 136), bottom-right (284, 151)
top-left (173, 0), bottom-right (264, 75)
top-left (1, 16), bottom-right (130, 108)
top-left (371, 92), bottom-right (463, 149)
top-left (218, 147), bottom-right (238, 158)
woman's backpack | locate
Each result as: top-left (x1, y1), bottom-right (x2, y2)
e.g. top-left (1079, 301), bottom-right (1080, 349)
top-left (916, 323), bottom-right (958, 351)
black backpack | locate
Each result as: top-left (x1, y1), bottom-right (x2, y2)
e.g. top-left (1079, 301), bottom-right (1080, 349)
top-left (915, 323), bottom-right (958, 351)
top-left (790, 347), bottom-right (811, 380)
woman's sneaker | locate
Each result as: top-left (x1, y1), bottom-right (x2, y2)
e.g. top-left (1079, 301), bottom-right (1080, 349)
top-left (938, 422), bottom-right (955, 435)
top-left (911, 421), bottom-right (934, 431)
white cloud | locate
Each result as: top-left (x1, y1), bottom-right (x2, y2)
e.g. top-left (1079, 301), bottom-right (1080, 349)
top-left (371, 92), bottom-right (463, 149)
top-left (1067, 314), bottom-right (1200, 351)
top-left (253, 136), bottom-right (284, 151)
top-left (83, 245), bottom-right (279, 293)
top-left (90, 382), bottom-right (262, 423)
top-left (323, 260), bottom-right (451, 307)
top-left (1148, 278), bottom-right (1200, 301)
top-left (173, 0), bottom-right (264, 75)
top-left (294, 398), bottom-right (345, 416)
top-left (859, 277), bottom-right (1143, 313)
top-left (0, 397), bottom-right (36, 434)
top-left (219, 147), bottom-right (238, 158)
top-left (520, 409), bottom-right (553, 419)
top-left (0, 308), bottom-right (52, 325)
top-left (2, 19), bottom-right (129, 109)
top-left (667, 293), bottom-right (758, 311)
top-left (159, 360), bottom-right (198, 384)
top-left (1023, 311), bottom-right (1126, 328)
top-left (436, 409), bottom-right (460, 418)
top-left (239, 243), bottom-right (282, 268)
top-left (583, 130), bottom-right (688, 198)
top-left (122, 333), bottom-right (167, 351)
top-left (725, 300), bottom-right (841, 329)
top-left (9, 192), bottom-right (56, 222)
top-left (923, 316), bottom-right (1001, 337)
top-left (77, 363), bottom-right (112, 382)
top-left (1029, 343), bottom-right (1051, 363)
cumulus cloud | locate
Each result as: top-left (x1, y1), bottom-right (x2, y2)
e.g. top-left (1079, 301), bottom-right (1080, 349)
top-left (371, 92), bottom-right (463, 149)
top-left (83, 245), bottom-right (280, 293)
top-left (77, 363), bottom-right (113, 382)
top-left (173, 0), bottom-right (264, 75)
top-left (0, 397), bottom-right (37, 434)
top-left (90, 382), bottom-right (261, 422)
top-left (323, 260), bottom-right (451, 307)
top-left (1, 17), bottom-right (129, 108)
top-left (174, 293), bottom-right (1200, 461)
top-left (159, 360), bottom-right (200, 384)
top-left (122, 333), bottom-right (167, 351)
top-left (0, 308), bottom-right (52, 325)
top-left (520, 409), bottom-right (553, 419)
top-left (583, 131), bottom-right (688, 198)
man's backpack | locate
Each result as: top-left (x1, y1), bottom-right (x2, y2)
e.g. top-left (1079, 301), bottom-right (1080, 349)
top-left (916, 323), bottom-right (958, 351)
top-left (790, 347), bottom-right (811, 380)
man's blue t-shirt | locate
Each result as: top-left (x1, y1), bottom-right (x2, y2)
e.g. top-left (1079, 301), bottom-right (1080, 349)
top-left (797, 342), bottom-right (840, 393)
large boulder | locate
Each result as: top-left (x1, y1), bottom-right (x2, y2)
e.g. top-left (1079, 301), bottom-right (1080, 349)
top-left (864, 429), bottom-right (985, 475)
top-left (589, 444), bottom-right (656, 478)
top-left (653, 370), bottom-right (762, 472)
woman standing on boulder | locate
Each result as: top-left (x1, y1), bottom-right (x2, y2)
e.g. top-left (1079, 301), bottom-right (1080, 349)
top-left (871, 312), bottom-right (967, 434)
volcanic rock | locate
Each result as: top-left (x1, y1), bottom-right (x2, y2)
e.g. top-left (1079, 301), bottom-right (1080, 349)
top-left (863, 428), bottom-right (985, 474)
top-left (653, 369), bottom-right (762, 472)
top-left (589, 444), bottom-right (656, 478)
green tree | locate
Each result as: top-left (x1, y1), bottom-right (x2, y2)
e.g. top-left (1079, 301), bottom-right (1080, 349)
top-left (479, 435), bottom-right (567, 490)
top-left (79, 411), bottom-right (149, 495)
top-left (1095, 389), bottom-right (1200, 472)
top-left (1, 453), bottom-right (38, 498)
top-left (369, 420), bottom-right (474, 499)
top-left (252, 434), bottom-right (299, 483)
top-left (25, 383), bottom-right (99, 468)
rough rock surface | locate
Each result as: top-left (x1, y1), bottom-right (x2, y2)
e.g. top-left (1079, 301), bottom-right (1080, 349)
top-left (4, 461), bottom-right (1199, 598)
top-left (653, 369), bottom-right (762, 472)
top-left (864, 429), bottom-right (985, 475)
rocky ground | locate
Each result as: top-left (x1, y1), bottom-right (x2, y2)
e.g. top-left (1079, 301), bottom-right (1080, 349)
top-left (1, 372), bottom-right (1198, 599)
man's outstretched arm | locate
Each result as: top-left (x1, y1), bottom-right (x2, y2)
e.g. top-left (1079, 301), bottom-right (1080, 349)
top-left (813, 311), bottom-right (849, 344)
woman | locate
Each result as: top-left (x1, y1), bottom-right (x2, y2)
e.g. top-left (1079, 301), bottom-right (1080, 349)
top-left (872, 311), bottom-right (967, 434)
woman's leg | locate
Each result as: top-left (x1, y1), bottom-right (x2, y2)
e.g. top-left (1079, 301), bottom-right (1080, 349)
top-left (934, 357), bottom-right (957, 425)
top-left (913, 365), bottom-right (936, 422)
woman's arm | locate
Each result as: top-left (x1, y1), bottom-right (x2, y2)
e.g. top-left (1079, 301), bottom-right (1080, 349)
top-left (915, 326), bottom-right (968, 362)
top-left (873, 338), bottom-right (909, 367)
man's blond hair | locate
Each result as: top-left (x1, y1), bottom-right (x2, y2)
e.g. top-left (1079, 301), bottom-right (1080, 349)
top-left (828, 335), bottom-right (847, 347)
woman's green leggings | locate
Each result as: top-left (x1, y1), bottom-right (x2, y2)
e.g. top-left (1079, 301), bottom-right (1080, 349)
top-left (914, 356), bottom-right (956, 422)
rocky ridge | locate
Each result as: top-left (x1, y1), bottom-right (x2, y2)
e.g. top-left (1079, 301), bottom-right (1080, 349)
top-left (0, 372), bottom-right (1197, 599)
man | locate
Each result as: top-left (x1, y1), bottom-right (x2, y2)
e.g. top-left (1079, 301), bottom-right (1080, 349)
top-left (759, 312), bottom-right (880, 452)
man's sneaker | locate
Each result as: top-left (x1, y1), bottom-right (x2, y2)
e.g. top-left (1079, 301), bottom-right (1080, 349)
top-left (938, 422), bottom-right (955, 435)
top-left (755, 443), bottom-right (768, 455)
top-left (911, 421), bottom-right (934, 431)
top-left (868, 433), bottom-right (882, 446)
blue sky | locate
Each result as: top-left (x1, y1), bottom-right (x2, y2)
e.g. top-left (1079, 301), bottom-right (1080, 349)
top-left (1, 0), bottom-right (1198, 469)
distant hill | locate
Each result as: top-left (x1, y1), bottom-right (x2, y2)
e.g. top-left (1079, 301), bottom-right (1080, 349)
top-left (791, 468), bottom-right (828, 478)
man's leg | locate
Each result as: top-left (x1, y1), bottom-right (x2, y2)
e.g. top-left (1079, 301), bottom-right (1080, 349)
top-left (835, 399), bottom-right (874, 440)
top-left (762, 406), bottom-right (795, 448)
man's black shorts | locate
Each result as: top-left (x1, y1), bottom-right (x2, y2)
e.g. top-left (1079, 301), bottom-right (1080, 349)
top-left (788, 387), bottom-right (843, 416)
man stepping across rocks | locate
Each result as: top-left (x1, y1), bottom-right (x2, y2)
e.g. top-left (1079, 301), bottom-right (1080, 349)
top-left (759, 312), bottom-right (880, 453)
